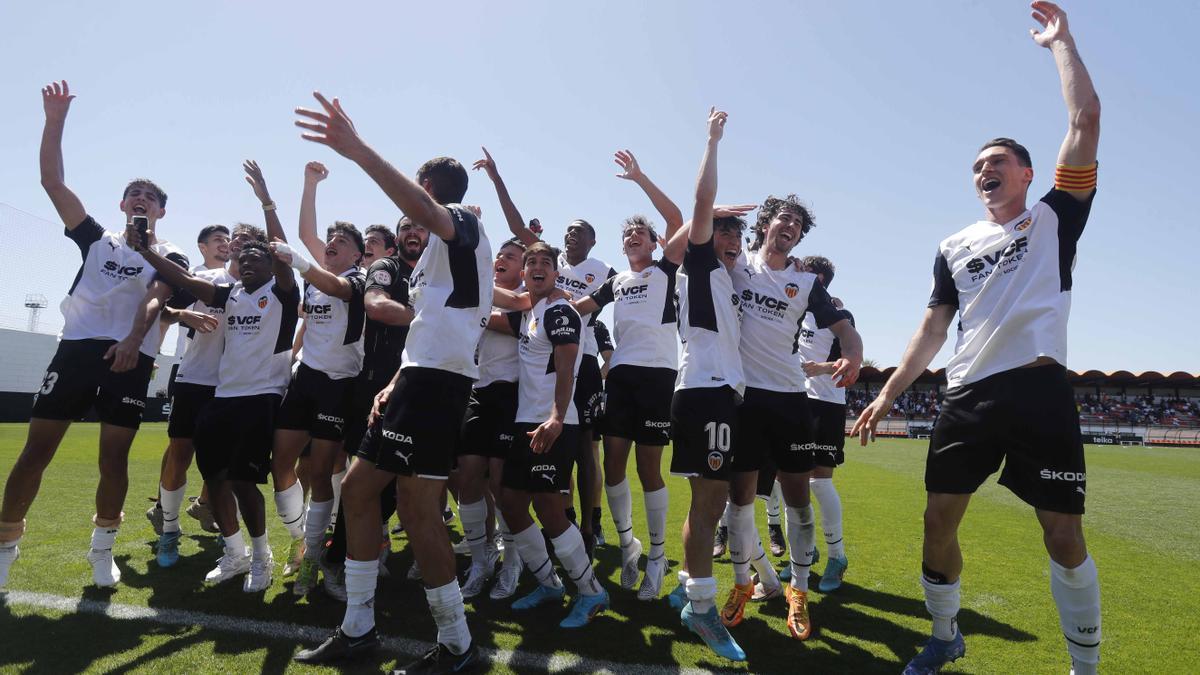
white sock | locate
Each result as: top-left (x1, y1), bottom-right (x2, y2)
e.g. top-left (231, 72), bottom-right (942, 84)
top-left (160, 483), bottom-right (186, 534)
top-left (512, 524), bottom-right (562, 589)
top-left (90, 524), bottom-right (118, 553)
top-left (459, 499), bottom-right (489, 561)
top-left (921, 573), bottom-right (961, 641)
top-left (750, 534), bottom-right (777, 585)
top-left (728, 503), bottom-right (755, 586)
top-left (719, 499), bottom-right (731, 528)
top-left (685, 576), bottom-right (717, 613)
top-left (766, 480), bottom-right (783, 527)
top-left (330, 469), bottom-right (346, 520)
top-left (1050, 556), bottom-right (1101, 670)
top-left (251, 533), bottom-right (270, 559)
top-left (644, 487), bottom-right (669, 561)
top-left (785, 504), bottom-right (815, 591)
top-left (223, 530), bottom-right (246, 558)
top-left (551, 526), bottom-right (602, 596)
top-left (604, 479), bottom-right (635, 549)
top-left (810, 477), bottom-right (844, 559)
top-left (426, 580), bottom-right (472, 654)
top-left (303, 499), bottom-right (334, 556)
top-left (342, 558), bottom-right (378, 636)
top-left (677, 569), bottom-right (690, 589)
top-left (274, 482), bottom-right (306, 539)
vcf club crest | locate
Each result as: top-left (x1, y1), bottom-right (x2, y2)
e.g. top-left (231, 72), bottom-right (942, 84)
top-left (584, 273), bottom-right (596, 284)
top-left (707, 451), bottom-right (724, 471)
top-left (784, 282), bottom-right (800, 299)
top-left (1015, 216), bottom-right (1033, 232)
top-left (258, 295), bottom-right (269, 309)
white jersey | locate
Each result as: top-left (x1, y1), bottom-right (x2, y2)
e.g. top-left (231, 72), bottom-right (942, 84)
top-left (210, 278), bottom-right (300, 398)
top-left (675, 239), bottom-right (743, 394)
top-left (799, 309), bottom-right (855, 405)
top-left (61, 216), bottom-right (188, 357)
top-left (402, 205), bottom-right (493, 379)
top-left (556, 254), bottom-right (615, 357)
top-left (732, 250), bottom-right (842, 393)
top-left (588, 258), bottom-right (679, 370)
top-left (930, 189), bottom-right (1094, 389)
top-left (175, 265), bottom-right (236, 387)
top-left (296, 267), bottom-right (366, 380)
top-left (515, 298), bottom-right (584, 425)
top-left (476, 306), bottom-right (521, 388)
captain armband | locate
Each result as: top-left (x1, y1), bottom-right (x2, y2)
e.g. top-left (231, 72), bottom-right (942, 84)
top-left (1054, 162), bottom-right (1097, 192)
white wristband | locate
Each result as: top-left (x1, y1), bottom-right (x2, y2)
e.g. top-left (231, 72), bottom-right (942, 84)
top-left (272, 242), bottom-right (312, 274)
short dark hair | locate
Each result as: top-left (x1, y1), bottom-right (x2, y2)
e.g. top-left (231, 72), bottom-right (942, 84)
top-left (197, 224), bottom-right (230, 244)
top-left (523, 241), bottom-right (560, 269)
top-left (713, 215), bottom-right (747, 235)
top-left (232, 222), bottom-right (267, 243)
top-left (415, 157), bottom-right (468, 204)
top-left (569, 219), bottom-right (596, 239)
top-left (500, 236), bottom-right (527, 252)
top-left (978, 138), bottom-right (1032, 168)
top-left (622, 215), bottom-right (658, 243)
top-left (124, 179), bottom-right (168, 207)
top-left (753, 194), bottom-right (815, 250)
top-left (239, 240), bottom-right (270, 259)
top-left (365, 224), bottom-right (396, 251)
top-left (799, 255), bottom-right (835, 287)
top-left (327, 221), bottom-right (365, 253)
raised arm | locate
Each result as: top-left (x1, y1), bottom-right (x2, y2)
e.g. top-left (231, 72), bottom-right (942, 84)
top-left (472, 147), bottom-right (540, 246)
top-left (269, 241), bottom-right (355, 301)
top-left (39, 81), bottom-right (86, 229)
top-left (690, 108), bottom-right (728, 245)
top-left (1031, 1), bottom-right (1100, 198)
top-left (849, 304), bottom-right (956, 444)
top-left (133, 243), bottom-right (218, 306)
top-left (244, 160), bottom-right (287, 242)
top-left (615, 150), bottom-right (684, 240)
top-left (298, 162), bottom-right (330, 260)
top-left (295, 93), bottom-right (456, 242)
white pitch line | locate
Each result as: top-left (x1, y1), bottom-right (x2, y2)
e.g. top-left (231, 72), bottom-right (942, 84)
top-left (2, 590), bottom-right (721, 674)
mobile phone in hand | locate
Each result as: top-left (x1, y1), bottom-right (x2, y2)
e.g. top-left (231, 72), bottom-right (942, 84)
top-left (132, 215), bottom-right (149, 249)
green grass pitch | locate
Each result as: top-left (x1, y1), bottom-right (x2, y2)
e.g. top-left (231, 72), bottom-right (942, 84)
top-left (0, 423), bottom-right (1197, 673)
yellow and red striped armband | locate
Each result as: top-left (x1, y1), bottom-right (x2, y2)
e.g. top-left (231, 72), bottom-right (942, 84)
top-left (1055, 163), bottom-right (1097, 192)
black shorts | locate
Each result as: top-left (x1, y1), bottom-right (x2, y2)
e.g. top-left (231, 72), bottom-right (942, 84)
top-left (602, 365), bottom-right (675, 446)
top-left (756, 457), bottom-right (778, 498)
top-left (343, 373), bottom-right (388, 458)
top-left (809, 399), bottom-right (847, 467)
top-left (927, 364), bottom-right (1086, 514)
top-left (30, 339), bottom-right (155, 429)
top-left (459, 381), bottom-right (519, 459)
top-left (276, 362), bottom-right (356, 441)
top-left (574, 355), bottom-right (603, 431)
top-left (193, 394), bottom-right (281, 484)
top-left (362, 367), bottom-right (473, 479)
top-left (167, 382), bottom-right (216, 439)
top-left (501, 422), bottom-right (579, 494)
top-left (669, 386), bottom-right (740, 481)
top-left (732, 388), bottom-right (816, 474)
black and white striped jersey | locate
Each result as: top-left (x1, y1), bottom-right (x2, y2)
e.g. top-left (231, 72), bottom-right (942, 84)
top-left (556, 254), bottom-right (616, 358)
top-left (588, 258), bottom-right (679, 370)
top-left (515, 298), bottom-right (583, 424)
top-left (929, 189), bottom-right (1094, 388)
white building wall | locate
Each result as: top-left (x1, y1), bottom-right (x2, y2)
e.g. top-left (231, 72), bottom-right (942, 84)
top-left (0, 328), bottom-right (58, 393)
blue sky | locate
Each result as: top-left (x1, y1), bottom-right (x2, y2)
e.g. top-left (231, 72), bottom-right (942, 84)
top-left (0, 0), bottom-right (1196, 372)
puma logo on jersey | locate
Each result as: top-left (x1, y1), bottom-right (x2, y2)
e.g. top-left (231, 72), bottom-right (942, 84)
top-left (966, 236), bottom-right (1028, 279)
top-left (107, 241), bottom-right (119, 251)
top-left (394, 450), bottom-right (413, 464)
top-left (383, 429), bottom-right (414, 444)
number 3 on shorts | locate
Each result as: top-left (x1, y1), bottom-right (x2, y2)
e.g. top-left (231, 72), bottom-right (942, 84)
top-left (39, 372), bottom-right (59, 395)
top-left (704, 421), bottom-right (730, 452)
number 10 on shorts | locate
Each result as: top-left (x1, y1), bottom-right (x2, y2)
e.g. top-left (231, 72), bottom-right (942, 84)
top-left (705, 421), bottom-right (730, 472)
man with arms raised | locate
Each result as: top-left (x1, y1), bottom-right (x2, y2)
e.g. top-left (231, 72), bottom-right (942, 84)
top-left (571, 150), bottom-right (687, 601)
top-left (136, 235), bottom-right (298, 593)
top-left (292, 93), bottom-right (491, 674)
top-left (853, 4), bottom-right (1101, 673)
top-left (0, 81), bottom-right (189, 589)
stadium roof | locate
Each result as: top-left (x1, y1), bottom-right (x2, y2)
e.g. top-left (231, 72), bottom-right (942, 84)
top-left (857, 367), bottom-right (1200, 390)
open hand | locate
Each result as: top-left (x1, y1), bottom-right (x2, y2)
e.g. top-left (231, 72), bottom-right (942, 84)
top-left (42, 80), bottom-right (75, 121)
top-left (849, 395), bottom-right (891, 445)
top-left (528, 418), bottom-right (563, 453)
top-left (713, 204), bottom-right (756, 219)
top-left (295, 92), bottom-right (368, 161)
top-left (104, 336), bottom-right (141, 373)
top-left (614, 150), bottom-right (643, 181)
top-left (180, 310), bottom-right (219, 334)
top-left (471, 146), bottom-right (501, 182)
top-left (1030, 1), bottom-right (1073, 48)
top-left (243, 160), bottom-right (273, 205)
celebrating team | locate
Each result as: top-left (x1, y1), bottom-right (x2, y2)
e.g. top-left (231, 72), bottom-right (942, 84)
top-left (0, 4), bottom-right (1101, 674)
